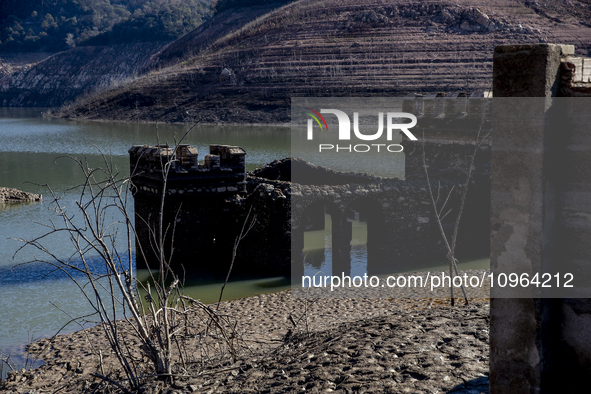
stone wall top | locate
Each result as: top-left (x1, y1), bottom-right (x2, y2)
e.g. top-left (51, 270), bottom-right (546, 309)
top-left (129, 144), bottom-right (247, 196)
top-left (129, 144), bottom-right (246, 177)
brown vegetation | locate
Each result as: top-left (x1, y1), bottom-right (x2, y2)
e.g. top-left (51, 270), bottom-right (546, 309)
top-left (2, 147), bottom-right (252, 392)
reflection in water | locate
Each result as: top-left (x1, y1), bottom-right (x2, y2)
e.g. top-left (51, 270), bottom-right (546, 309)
top-left (303, 212), bottom-right (369, 279)
top-left (302, 214), bottom-right (491, 285)
top-left (303, 212), bottom-right (331, 277)
top-left (349, 207), bottom-right (369, 277)
top-left (350, 244), bottom-right (368, 277)
top-left (304, 249), bottom-right (326, 271)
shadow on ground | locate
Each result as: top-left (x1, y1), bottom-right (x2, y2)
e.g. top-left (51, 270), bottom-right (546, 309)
top-left (448, 375), bottom-right (489, 393)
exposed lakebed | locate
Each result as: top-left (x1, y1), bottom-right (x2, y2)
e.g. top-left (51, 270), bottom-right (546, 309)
top-left (0, 108), bottom-right (488, 376)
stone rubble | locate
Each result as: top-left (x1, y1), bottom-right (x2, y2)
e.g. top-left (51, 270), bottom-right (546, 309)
top-left (0, 187), bottom-right (42, 204)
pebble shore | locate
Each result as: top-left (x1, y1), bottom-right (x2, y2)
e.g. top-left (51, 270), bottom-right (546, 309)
top-left (2, 274), bottom-right (490, 394)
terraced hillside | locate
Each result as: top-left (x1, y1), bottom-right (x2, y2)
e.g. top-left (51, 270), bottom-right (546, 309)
top-left (57, 0), bottom-right (591, 124)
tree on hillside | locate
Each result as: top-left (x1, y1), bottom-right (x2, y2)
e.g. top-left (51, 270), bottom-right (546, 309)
top-left (0, 0), bottom-right (214, 52)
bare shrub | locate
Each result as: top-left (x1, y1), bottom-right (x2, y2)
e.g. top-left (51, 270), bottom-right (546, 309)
top-left (13, 135), bottom-right (249, 390)
top-left (422, 118), bottom-right (492, 306)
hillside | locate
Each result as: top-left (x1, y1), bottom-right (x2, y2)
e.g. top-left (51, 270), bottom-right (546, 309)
top-left (56, 0), bottom-right (591, 124)
top-left (147, 1), bottom-right (294, 70)
top-left (0, 42), bottom-right (169, 107)
top-left (0, 0), bottom-right (212, 52)
top-left (0, 2), bottom-right (292, 108)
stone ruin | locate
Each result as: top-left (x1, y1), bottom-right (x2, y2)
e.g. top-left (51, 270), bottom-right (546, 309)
top-left (129, 143), bottom-right (264, 279)
top-left (128, 43), bottom-right (591, 393)
top-left (129, 93), bottom-right (493, 280)
top-left (129, 144), bottom-right (247, 196)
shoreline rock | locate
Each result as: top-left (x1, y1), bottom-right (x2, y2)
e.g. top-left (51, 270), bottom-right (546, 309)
top-left (0, 187), bottom-right (42, 204)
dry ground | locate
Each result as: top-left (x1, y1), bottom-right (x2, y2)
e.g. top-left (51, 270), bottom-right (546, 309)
top-left (2, 289), bottom-right (490, 394)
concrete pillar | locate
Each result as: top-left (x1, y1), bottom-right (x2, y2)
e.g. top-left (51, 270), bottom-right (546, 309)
top-left (492, 44), bottom-right (568, 98)
top-left (490, 83), bottom-right (555, 394)
top-left (331, 212), bottom-right (352, 276)
top-left (490, 43), bottom-right (591, 393)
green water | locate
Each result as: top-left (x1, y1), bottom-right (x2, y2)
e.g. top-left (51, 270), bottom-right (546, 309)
top-left (136, 269), bottom-right (291, 305)
top-left (0, 108), bottom-right (291, 370)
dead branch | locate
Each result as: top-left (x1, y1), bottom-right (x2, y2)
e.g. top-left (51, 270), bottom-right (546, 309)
top-left (422, 120), bottom-right (492, 306)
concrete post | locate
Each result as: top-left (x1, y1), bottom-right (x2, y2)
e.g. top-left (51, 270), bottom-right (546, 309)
top-left (490, 44), bottom-right (591, 393)
top-left (331, 211), bottom-right (352, 276)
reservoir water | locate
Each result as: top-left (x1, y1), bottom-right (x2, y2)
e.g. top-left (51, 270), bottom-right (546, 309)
top-left (0, 108), bottom-right (292, 370)
top-left (0, 108), bottom-right (489, 373)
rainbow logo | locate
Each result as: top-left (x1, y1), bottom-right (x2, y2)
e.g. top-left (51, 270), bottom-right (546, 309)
top-left (304, 108), bottom-right (328, 131)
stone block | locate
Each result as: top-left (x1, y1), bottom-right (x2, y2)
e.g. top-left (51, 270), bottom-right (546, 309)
top-left (493, 44), bottom-right (564, 97)
top-left (491, 43), bottom-right (591, 393)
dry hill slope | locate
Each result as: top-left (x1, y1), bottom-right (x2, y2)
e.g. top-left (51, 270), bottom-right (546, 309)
top-left (0, 2), bottom-right (291, 108)
top-left (57, 0), bottom-right (591, 124)
top-left (0, 42), bottom-right (169, 107)
top-left (147, 2), bottom-right (294, 70)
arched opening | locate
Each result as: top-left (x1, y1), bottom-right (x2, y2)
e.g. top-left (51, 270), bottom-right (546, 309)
top-left (296, 199), bottom-right (359, 278)
top-left (303, 206), bottom-right (330, 275)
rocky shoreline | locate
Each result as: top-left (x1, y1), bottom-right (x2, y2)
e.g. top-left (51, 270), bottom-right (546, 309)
top-left (0, 187), bottom-right (42, 204)
top-left (2, 289), bottom-right (489, 393)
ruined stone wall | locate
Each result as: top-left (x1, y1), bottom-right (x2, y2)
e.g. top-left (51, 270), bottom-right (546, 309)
top-left (290, 175), bottom-right (467, 277)
top-left (129, 97), bottom-right (493, 280)
top-left (241, 177), bottom-right (291, 277)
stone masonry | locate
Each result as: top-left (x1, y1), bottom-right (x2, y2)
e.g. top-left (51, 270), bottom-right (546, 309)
top-left (490, 44), bottom-right (591, 393)
top-left (129, 93), bottom-right (492, 281)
